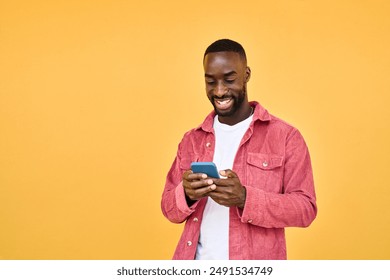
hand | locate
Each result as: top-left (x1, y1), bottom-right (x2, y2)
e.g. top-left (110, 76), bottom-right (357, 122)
top-left (208, 169), bottom-right (246, 208)
top-left (182, 170), bottom-right (216, 204)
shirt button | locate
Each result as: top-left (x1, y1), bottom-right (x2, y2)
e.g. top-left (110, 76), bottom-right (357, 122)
top-left (193, 217), bottom-right (198, 222)
top-left (206, 142), bottom-right (211, 148)
top-left (248, 219), bottom-right (253, 224)
top-left (262, 161), bottom-right (268, 167)
top-left (187, 241), bottom-right (192, 246)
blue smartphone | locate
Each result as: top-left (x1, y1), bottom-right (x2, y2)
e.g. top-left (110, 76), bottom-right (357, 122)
top-left (191, 162), bottom-right (220, 178)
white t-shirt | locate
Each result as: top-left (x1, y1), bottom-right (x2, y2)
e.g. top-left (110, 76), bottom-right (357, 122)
top-left (195, 113), bottom-right (253, 260)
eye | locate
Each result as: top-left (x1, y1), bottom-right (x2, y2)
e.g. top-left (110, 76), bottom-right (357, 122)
top-left (225, 79), bottom-right (235, 84)
top-left (206, 80), bottom-right (215, 85)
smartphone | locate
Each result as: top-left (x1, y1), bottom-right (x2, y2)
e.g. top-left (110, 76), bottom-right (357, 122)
top-left (191, 162), bottom-right (220, 178)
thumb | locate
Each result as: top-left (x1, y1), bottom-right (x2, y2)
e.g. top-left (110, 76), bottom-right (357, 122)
top-left (219, 169), bottom-right (237, 178)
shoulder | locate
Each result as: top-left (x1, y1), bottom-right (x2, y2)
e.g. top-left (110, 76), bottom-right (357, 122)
top-left (252, 102), bottom-right (304, 142)
top-left (253, 101), bottom-right (298, 135)
top-left (176, 119), bottom-right (212, 151)
top-left (181, 127), bottom-right (202, 140)
top-left (181, 111), bottom-right (214, 139)
top-left (268, 113), bottom-right (298, 133)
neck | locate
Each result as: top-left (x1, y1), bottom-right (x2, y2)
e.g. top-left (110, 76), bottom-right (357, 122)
top-left (218, 104), bottom-right (253, 126)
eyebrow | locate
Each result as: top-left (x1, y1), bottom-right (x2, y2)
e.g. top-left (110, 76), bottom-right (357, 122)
top-left (205, 71), bottom-right (237, 78)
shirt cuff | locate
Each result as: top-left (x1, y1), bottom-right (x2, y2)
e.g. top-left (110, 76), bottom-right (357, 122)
top-left (237, 185), bottom-right (266, 225)
top-left (175, 181), bottom-right (199, 215)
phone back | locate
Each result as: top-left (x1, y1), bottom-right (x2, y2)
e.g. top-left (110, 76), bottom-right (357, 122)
top-left (190, 162), bottom-right (220, 178)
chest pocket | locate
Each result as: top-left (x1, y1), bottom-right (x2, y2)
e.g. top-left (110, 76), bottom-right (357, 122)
top-left (246, 153), bottom-right (284, 193)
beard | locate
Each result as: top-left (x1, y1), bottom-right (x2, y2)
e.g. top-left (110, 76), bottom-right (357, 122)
top-left (210, 86), bottom-right (246, 117)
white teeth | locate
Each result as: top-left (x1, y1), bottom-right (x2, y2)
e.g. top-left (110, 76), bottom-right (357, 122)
top-left (217, 99), bottom-right (231, 105)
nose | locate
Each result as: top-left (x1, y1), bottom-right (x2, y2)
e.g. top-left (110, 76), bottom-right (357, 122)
top-left (214, 82), bottom-right (228, 97)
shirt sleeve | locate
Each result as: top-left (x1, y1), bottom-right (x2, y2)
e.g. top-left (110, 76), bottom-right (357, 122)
top-left (238, 129), bottom-right (317, 228)
top-left (161, 140), bottom-right (199, 224)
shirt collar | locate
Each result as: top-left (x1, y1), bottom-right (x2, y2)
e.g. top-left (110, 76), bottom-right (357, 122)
top-left (197, 101), bottom-right (271, 132)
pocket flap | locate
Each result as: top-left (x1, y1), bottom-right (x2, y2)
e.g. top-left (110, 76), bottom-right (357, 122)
top-left (247, 153), bottom-right (283, 170)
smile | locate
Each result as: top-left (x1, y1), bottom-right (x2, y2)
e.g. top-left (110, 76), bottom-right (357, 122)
top-left (215, 97), bottom-right (233, 110)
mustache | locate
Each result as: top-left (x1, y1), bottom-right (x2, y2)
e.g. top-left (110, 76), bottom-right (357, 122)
top-left (212, 94), bottom-right (234, 100)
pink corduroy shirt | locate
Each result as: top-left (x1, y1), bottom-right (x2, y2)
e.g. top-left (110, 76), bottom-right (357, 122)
top-left (161, 101), bottom-right (317, 260)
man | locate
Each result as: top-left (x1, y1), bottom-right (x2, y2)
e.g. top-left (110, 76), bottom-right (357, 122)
top-left (161, 39), bottom-right (317, 260)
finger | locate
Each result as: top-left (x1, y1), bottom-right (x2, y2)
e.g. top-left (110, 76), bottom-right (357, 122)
top-left (182, 169), bottom-right (193, 180)
top-left (189, 178), bottom-right (214, 189)
top-left (183, 170), bottom-right (208, 181)
top-left (219, 169), bottom-right (238, 178)
top-left (208, 183), bottom-right (233, 193)
top-left (187, 184), bottom-right (217, 200)
top-left (212, 175), bottom-right (236, 187)
top-left (187, 172), bottom-right (208, 181)
top-left (195, 184), bottom-right (216, 193)
top-left (208, 192), bottom-right (229, 206)
top-left (208, 188), bottom-right (244, 207)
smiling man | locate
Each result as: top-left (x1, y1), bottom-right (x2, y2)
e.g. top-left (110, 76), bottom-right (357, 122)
top-left (161, 39), bottom-right (317, 260)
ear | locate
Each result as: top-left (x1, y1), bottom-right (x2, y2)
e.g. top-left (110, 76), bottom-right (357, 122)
top-left (245, 66), bottom-right (251, 82)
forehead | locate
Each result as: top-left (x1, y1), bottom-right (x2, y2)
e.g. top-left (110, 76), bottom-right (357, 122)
top-left (203, 51), bottom-right (245, 73)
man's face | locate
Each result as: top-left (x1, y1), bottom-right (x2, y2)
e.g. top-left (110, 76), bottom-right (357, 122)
top-left (203, 51), bottom-right (250, 117)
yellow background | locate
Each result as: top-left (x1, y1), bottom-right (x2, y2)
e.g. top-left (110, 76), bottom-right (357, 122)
top-left (1, 0), bottom-right (389, 259)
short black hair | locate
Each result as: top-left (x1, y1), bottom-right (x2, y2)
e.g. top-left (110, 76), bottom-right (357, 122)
top-left (204, 39), bottom-right (247, 63)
